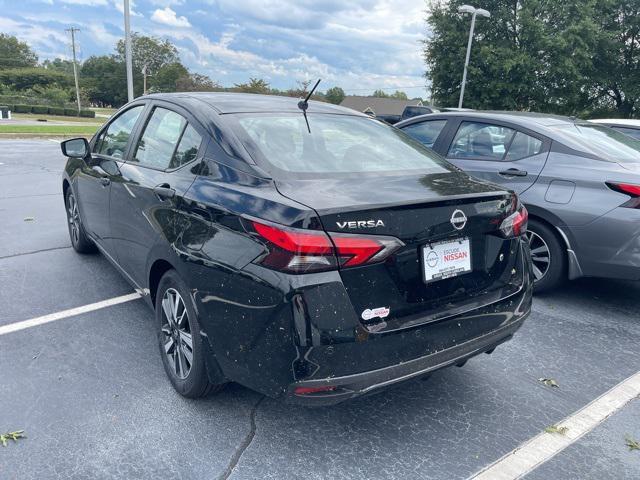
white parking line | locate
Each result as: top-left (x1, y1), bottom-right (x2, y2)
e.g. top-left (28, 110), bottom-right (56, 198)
top-left (469, 371), bottom-right (640, 480)
top-left (0, 292), bottom-right (141, 337)
top-left (48, 139), bottom-right (61, 144)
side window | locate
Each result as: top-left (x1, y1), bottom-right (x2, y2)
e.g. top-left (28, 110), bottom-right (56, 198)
top-left (95, 106), bottom-right (144, 159)
top-left (401, 120), bottom-right (447, 148)
top-left (612, 126), bottom-right (640, 141)
top-left (133, 108), bottom-right (188, 170)
top-left (171, 125), bottom-right (202, 169)
top-left (505, 132), bottom-right (544, 161)
top-left (448, 122), bottom-right (516, 160)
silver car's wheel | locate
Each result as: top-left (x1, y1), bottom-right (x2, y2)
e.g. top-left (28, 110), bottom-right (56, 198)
top-left (160, 288), bottom-right (193, 380)
top-left (525, 230), bottom-right (551, 281)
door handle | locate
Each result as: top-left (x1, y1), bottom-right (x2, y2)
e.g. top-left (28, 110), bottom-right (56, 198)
top-left (100, 177), bottom-right (111, 186)
top-left (498, 168), bottom-right (528, 177)
top-left (153, 184), bottom-right (176, 200)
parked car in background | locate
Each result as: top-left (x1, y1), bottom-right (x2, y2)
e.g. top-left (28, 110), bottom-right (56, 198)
top-left (397, 111), bottom-right (640, 291)
top-left (588, 118), bottom-right (640, 141)
top-left (59, 94), bottom-right (532, 405)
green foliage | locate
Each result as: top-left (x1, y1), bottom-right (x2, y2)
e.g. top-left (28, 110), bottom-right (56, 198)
top-left (116, 33), bottom-right (179, 77)
top-left (372, 89), bottom-right (390, 98)
top-left (80, 55), bottom-right (128, 107)
top-left (325, 86), bottom-right (346, 104)
top-left (233, 77), bottom-right (271, 94)
top-left (0, 68), bottom-right (73, 91)
top-left (64, 108), bottom-right (78, 116)
top-left (152, 62), bottom-right (189, 92)
top-left (0, 34), bottom-right (37, 68)
top-left (48, 106), bottom-right (66, 115)
top-left (175, 73), bottom-right (221, 92)
top-left (42, 58), bottom-right (76, 76)
top-left (424, 0), bottom-right (640, 116)
top-left (13, 104), bottom-right (32, 113)
top-left (79, 109), bottom-right (96, 118)
top-left (0, 430), bottom-right (25, 447)
top-left (31, 105), bottom-right (48, 114)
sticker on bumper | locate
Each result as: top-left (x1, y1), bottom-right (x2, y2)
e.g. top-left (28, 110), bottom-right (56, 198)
top-left (361, 306), bottom-right (390, 321)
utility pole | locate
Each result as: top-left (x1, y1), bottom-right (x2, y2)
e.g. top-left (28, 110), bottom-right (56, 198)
top-left (123, 0), bottom-right (134, 102)
top-left (66, 27), bottom-right (82, 115)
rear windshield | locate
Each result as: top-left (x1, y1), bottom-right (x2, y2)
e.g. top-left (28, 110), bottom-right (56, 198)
top-left (550, 123), bottom-right (640, 163)
top-left (226, 113), bottom-right (452, 177)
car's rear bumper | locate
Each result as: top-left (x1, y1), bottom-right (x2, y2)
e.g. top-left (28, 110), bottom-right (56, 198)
top-left (285, 313), bottom-right (527, 406)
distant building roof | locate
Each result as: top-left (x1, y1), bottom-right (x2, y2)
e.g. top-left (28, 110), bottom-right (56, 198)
top-left (340, 96), bottom-right (423, 116)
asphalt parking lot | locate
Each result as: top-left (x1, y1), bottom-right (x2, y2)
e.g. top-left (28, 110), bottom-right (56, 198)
top-left (1, 139), bottom-right (639, 480)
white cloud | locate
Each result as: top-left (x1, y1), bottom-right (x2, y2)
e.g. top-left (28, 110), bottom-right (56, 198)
top-left (151, 7), bottom-right (191, 27)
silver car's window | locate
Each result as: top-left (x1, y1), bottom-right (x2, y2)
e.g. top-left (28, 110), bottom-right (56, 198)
top-left (505, 132), bottom-right (543, 161)
top-left (612, 126), bottom-right (640, 141)
top-left (133, 108), bottom-right (187, 169)
top-left (96, 106), bottom-right (144, 159)
top-left (551, 124), bottom-right (640, 163)
top-left (401, 120), bottom-right (447, 148)
top-left (448, 122), bottom-right (516, 160)
top-left (228, 113), bottom-right (450, 175)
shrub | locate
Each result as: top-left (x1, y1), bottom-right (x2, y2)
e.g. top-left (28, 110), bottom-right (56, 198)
top-left (64, 108), bottom-right (78, 116)
top-left (79, 109), bottom-right (96, 118)
top-left (48, 106), bottom-right (65, 116)
top-left (13, 104), bottom-right (32, 113)
top-left (31, 105), bottom-right (49, 114)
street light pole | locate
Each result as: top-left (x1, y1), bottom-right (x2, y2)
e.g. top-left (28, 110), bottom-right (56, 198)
top-left (457, 5), bottom-right (490, 109)
top-left (123, 0), bottom-right (134, 102)
top-left (65, 27), bottom-right (82, 115)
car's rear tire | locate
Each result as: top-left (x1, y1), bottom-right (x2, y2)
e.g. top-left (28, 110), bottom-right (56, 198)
top-left (155, 269), bottom-right (226, 398)
top-left (65, 188), bottom-right (96, 253)
top-left (525, 219), bottom-right (566, 293)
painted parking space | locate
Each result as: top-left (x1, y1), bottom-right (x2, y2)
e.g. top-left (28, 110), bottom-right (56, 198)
top-left (1, 140), bottom-right (638, 479)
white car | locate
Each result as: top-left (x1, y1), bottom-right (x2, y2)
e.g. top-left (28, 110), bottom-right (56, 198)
top-left (588, 118), bottom-right (640, 140)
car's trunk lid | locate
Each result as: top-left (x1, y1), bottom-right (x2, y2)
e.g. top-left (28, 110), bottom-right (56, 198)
top-left (276, 172), bottom-right (525, 331)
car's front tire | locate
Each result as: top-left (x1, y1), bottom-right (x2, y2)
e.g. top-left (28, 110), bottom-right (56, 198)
top-left (65, 188), bottom-right (96, 254)
top-left (526, 219), bottom-right (566, 293)
top-left (155, 269), bottom-right (225, 398)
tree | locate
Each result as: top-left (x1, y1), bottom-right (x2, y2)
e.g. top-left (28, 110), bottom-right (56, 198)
top-left (175, 73), bottom-right (220, 92)
top-left (0, 34), bottom-right (38, 69)
top-left (42, 58), bottom-right (76, 76)
top-left (81, 55), bottom-right (128, 107)
top-left (233, 77), bottom-right (271, 94)
top-left (390, 90), bottom-right (408, 100)
top-left (0, 68), bottom-right (72, 90)
top-left (116, 33), bottom-right (179, 77)
top-left (372, 89), bottom-right (390, 98)
top-left (424, 0), bottom-right (599, 114)
top-left (152, 62), bottom-right (189, 92)
top-left (325, 86), bottom-right (345, 104)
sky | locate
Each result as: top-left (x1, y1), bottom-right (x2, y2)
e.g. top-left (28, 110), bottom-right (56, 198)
top-left (0, 0), bottom-right (431, 97)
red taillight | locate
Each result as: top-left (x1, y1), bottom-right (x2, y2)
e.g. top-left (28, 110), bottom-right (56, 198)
top-left (250, 221), bottom-right (403, 273)
top-left (606, 182), bottom-right (640, 208)
top-left (499, 204), bottom-right (528, 238)
top-left (294, 385), bottom-right (337, 395)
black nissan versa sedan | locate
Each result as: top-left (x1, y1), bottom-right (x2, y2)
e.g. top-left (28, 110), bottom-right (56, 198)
top-left (60, 93), bottom-right (532, 405)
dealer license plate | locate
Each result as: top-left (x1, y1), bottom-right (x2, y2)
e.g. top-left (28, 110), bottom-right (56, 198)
top-left (422, 237), bottom-right (472, 283)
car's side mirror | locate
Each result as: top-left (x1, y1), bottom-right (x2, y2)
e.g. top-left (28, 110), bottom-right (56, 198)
top-left (61, 138), bottom-right (90, 159)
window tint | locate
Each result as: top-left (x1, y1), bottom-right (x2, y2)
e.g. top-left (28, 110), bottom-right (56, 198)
top-left (505, 132), bottom-right (543, 161)
top-left (549, 124), bottom-right (640, 164)
top-left (401, 120), bottom-right (447, 148)
top-left (612, 126), bottom-right (640, 141)
top-left (448, 122), bottom-right (516, 160)
top-left (228, 113), bottom-right (450, 175)
top-left (133, 108), bottom-right (187, 169)
top-left (96, 106), bottom-right (143, 159)
top-left (170, 125), bottom-right (202, 169)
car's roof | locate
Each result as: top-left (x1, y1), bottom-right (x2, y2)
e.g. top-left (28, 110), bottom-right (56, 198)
top-left (588, 118), bottom-right (640, 128)
top-left (415, 110), bottom-right (580, 127)
top-left (145, 92), bottom-right (364, 116)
